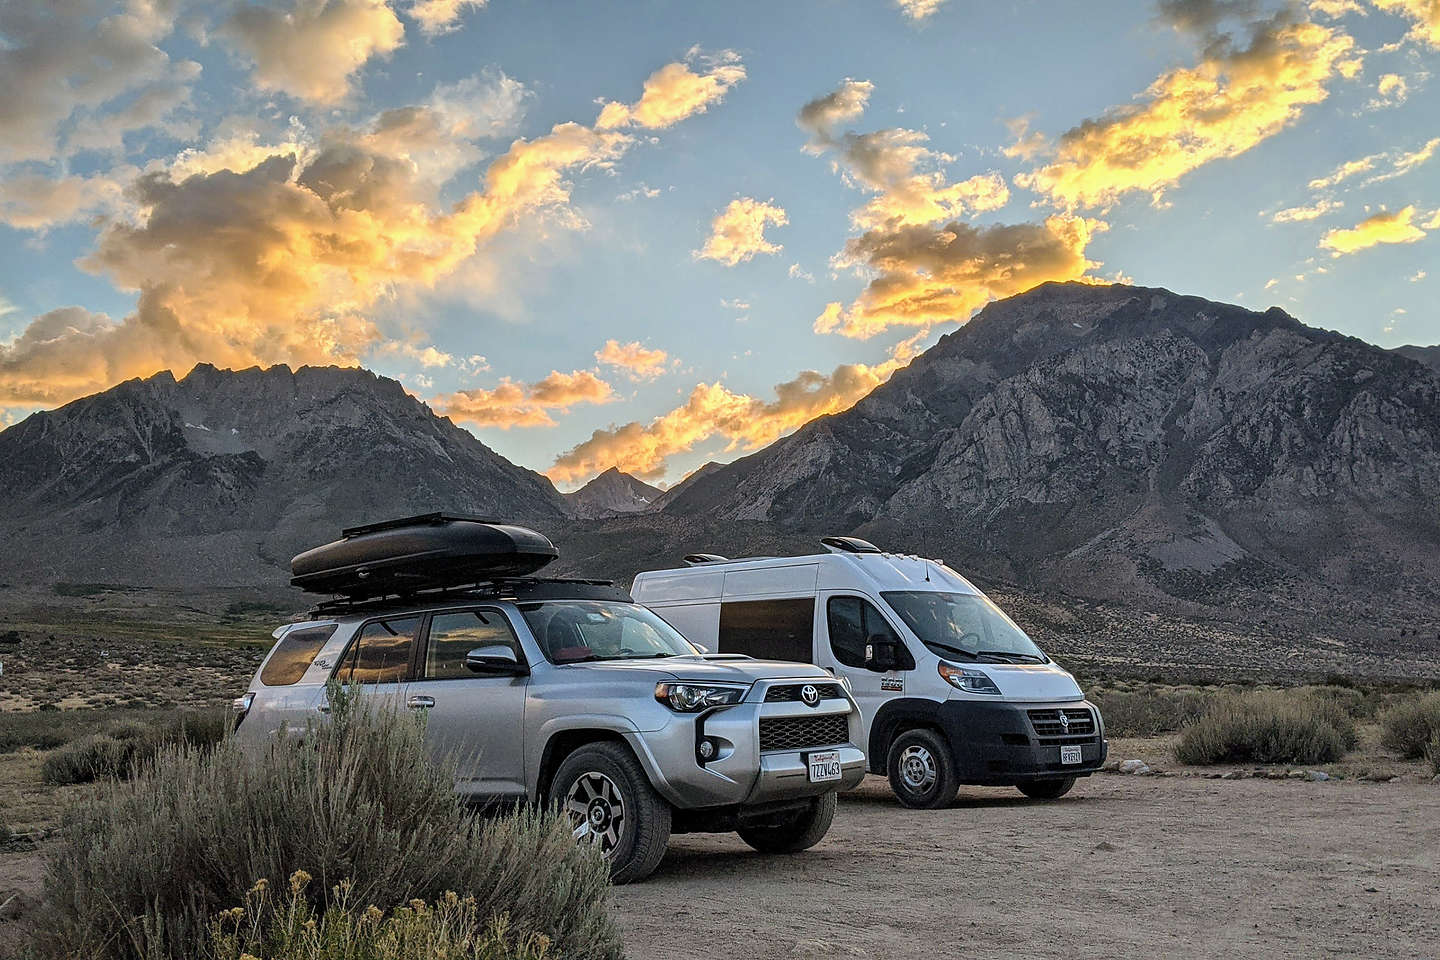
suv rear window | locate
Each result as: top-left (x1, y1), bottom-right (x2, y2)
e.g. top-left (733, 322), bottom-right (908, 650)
top-left (260, 624), bottom-right (338, 686)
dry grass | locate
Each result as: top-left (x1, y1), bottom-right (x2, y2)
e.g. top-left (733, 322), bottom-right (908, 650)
top-left (1174, 690), bottom-right (1358, 765)
top-left (1379, 691), bottom-right (1440, 760)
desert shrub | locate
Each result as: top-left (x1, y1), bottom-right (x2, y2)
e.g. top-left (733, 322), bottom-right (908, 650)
top-left (1090, 687), bottom-right (1213, 737)
top-left (211, 872), bottom-right (554, 960)
top-left (1379, 692), bottom-right (1440, 760)
top-left (40, 689), bottom-right (620, 960)
top-left (1175, 689), bottom-right (1358, 765)
top-left (40, 734), bottom-right (136, 785)
top-left (1427, 736), bottom-right (1440, 777)
top-left (39, 709), bottom-right (229, 785)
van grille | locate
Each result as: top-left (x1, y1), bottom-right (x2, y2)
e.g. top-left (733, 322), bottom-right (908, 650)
top-left (759, 714), bottom-right (850, 752)
top-left (1027, 708), bottom-right (1095, 738)
top-left (764, 683), bottom-right (842, 703)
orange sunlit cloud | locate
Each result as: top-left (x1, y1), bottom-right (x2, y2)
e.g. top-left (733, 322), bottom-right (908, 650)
top-left (434, 369), bottom-right (615, 429)
top-left (694, 198), bottom-right (789, 266)
top-left (1319, 206), bottom-right (1429, 254)
top-left (1371, 0), bottom-right (1440, 47)
top-left (595, 340), bottom-right (669, 380)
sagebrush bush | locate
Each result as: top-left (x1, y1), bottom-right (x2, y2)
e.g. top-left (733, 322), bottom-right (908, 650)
top-left (1089, 687), bottom-right (1213, 737)
top-left (211, 871), bottom-right (554, 960)
top-left (40, 733), bottom-right (134, 785)
top-left (39, 709), bottom-right (230, 785)
top-left (1427, 736), bottom-right (1440, 777)
top-left (1174, 689), bottom-right (1358, 765)
top-left (40, 689), bottom-right (620, 960)
top-left (1379, 691), bottom-right (1440, 760)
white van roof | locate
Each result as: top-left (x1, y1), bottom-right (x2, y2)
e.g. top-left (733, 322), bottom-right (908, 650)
top-left (631, 551), bottom-right (981, 603)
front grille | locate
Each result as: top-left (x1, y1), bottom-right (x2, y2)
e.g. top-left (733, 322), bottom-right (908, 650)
top-left (759, 714), bottom-right (850, 752)
top-left (764, 682), bottom-right (842, 702)
top-left (1028, 708), bottom-right (1096, 738)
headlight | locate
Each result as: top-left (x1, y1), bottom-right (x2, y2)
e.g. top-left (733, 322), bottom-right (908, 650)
top-left (654, 682), bottom-right (748, 712)
top-left (938, 663), bottom-right (1001, 696)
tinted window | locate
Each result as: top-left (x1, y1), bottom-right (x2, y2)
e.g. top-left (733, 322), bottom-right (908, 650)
top-left (424, 610), bottom-right (520, 679)
top-left (260, 624), bottom-right (338, 686)
top-left (337, 617), bottom-right (419, 685)
top-left (718, 598), bottom-right (814, 662)
top-left (826, 596), bottom-right (903, 669)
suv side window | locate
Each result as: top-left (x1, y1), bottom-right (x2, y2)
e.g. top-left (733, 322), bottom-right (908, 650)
top-left (260, 624), bottom-right (338, 686)
top-left (718, 598), bottom-right (814, 662)
top-left (336, 617), bottom-right (420, 685)
top-left (424, 609), bottom-right (521, 680)
top-left (827, 596), bottom-right (906, 669)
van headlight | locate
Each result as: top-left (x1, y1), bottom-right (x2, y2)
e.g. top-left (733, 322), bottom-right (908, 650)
top-left (655, 682), bottom-right (748, 712)
top-left (938, 663), bottom-right (1001, 696)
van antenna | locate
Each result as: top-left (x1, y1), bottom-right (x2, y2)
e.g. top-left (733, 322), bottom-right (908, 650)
top-left (924, 559), bottom-right (931, 582)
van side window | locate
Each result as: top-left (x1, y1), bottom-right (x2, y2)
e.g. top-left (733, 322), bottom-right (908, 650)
top-left (827, 597), bottom-right (904, 669)
top-left (424, 610), bottom-right (520, 680)
top-left (717, 598), bottom-right (814, 662)
top-left (260, 624), bottom-right (338, 686)
top-left (337, 617), bottom-right (420, 685)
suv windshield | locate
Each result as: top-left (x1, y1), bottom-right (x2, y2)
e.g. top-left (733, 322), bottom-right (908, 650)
top-left (880, 591), bottom-right (1047, 663)
top-left (520, 600), bottom-right (699, 664)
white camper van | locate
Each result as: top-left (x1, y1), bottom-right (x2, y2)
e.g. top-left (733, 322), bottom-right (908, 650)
top-left (632, 537), bottom-right (1108, 808)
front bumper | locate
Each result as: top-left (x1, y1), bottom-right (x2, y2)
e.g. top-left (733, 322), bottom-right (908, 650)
top-left (625, 682), bottom-right (865, 809)
top-left (936, 698), bottom-right (1108, 785)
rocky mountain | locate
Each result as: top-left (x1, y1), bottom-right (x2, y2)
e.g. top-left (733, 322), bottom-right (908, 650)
top-left (0, 363), bottom-right (569, 590)
top-left (658, 282), bottom-right (1440, 627)
top-left (1393, 344), bottom-right (1440, 374)
top-left (563, 467), bottom-right (662, 518)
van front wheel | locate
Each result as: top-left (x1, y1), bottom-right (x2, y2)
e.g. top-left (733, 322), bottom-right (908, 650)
top-left (736, 792), bottom-right (837, 854)
top-left (887, 728), bottom-right (958, 809)
top-left (1017, 777), bottom-right (1075, 800)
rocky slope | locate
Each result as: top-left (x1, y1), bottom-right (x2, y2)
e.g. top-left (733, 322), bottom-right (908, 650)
top-left (0, 363), bottom-right (569, 589)
top-left (562, 467), bottom-right (662, 518)
top-left (658, 283), bottom-right (1440, 627)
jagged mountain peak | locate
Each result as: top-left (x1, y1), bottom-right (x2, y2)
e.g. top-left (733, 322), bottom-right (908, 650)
top-left (564, 466), bottom-right (662, 518)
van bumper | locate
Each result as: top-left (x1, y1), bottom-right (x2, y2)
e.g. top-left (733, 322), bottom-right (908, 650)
top-left (936, 699), bottom-right (1108, 785)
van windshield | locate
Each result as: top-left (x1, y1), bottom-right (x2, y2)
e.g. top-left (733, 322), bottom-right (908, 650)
top-left (880, 591), bottom-right (1048, 663)
top-left (519, 600), bottom-right (700, 664)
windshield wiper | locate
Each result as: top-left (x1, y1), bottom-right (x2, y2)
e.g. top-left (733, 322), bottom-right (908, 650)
top-left (976, 650), bottom-right (1045, 663)
top-left (925, 642), bottom-right (978, 660)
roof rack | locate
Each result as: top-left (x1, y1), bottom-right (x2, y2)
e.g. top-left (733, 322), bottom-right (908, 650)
top-left (820, 536), bottom-right (882, 554)
top-left (307, 576), bottom-right (628, 617)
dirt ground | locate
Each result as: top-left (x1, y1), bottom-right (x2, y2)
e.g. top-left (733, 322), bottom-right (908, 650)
top-left (613, 773), bottom-right (1440, 960)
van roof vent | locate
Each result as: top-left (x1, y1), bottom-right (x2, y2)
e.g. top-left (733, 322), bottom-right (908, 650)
top-left (682, 553), bottom-right (729, 566)
top-left (820, 536), bottom-right (882, 554)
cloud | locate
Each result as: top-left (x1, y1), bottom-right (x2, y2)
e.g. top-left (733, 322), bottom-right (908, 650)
top-left (221, 0), bottom-right (406, 104)
top-left (896, 0), bottom-right (947, 19)
top-left (406, 0), bottom-right (485, 35)
top-left (0, 171), bottom-right (130, 230)
top-left (1369, 72), bottom-right (1409, 106)
top-left (694, 197), bottom-right (789, 265)
top-left (788, 263), bottom-right (815, 282)
top-left (0, 0), bottom-right (196, 164)
top-left (547, 334), bottom-right (926, 484)
top-left (1156, 0), bottom-right (1260, 34)
top-left (596, 340), bottom-right (668, 380)
top-left (596, 52), bottom-right (745, 131)
top-left (0, 56), bottom-right (740, 409)
top-left (432, 369), bottom-right (614, 428)
top-left (1270, 197), bottom-right (1343, 223)
top-left (1017, 10), bottom-right (1355, 210)
top-left (1309, 154), bottom-right (1380, 189)
top-left (797, 79), bottom-right (874, 139)
top-left (1319, 205), bottom-right (1428, 254)
top-left (1311, 0), bottom-right (1366, 17)
top-left (1371, 0), bottom-right (1440, 47)
top-left (815, 215), bottom-right (1105, 339)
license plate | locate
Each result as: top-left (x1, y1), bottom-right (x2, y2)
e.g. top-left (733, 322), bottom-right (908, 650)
top-left (1060, 744), bottom-right (1083, 765)
top-left (807, 750), bottom-right (842, 783)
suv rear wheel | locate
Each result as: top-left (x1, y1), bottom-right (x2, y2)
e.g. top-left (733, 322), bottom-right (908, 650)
top-left (887, 728), bottom-right (958, 809)
top-left (1017, 777), bottom-right (1076, 800)
top-left (553, 742), bottom-right (671, 884)
top-left (736, 792), bottom-right (837, 854)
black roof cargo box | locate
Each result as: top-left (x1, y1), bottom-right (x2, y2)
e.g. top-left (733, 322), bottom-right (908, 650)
top-left (291, 513), bottom-right (558, 597)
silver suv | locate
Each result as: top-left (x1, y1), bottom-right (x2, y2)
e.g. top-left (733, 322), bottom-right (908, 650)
top-left (234, 579), bottom-right (866, 882)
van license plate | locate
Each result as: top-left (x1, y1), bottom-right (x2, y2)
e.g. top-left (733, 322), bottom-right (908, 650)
top-left (807, 750), bottom-right (842, 783)
top-left (1060, 745), bottom-right (1083, 765)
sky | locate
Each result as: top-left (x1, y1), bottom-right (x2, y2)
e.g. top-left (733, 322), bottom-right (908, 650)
top-left (0, 0), bottom-right (1437, 489)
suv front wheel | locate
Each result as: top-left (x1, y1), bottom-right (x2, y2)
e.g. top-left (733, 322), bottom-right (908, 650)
top-left (887, 728), bottom-right (959, 809)
top-left (553, 742), bottom-right (672, 884)
top-left (736, 792), bottom-right (837, 853)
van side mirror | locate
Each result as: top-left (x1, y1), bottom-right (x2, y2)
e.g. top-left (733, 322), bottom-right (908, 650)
top-left (465, 644), bottom-right (528, 676)
top-left (865, 636), bottom-right (898, 672)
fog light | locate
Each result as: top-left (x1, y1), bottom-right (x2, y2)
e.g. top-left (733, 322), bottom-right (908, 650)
top-left (698, 738), bottom-right (717, 760)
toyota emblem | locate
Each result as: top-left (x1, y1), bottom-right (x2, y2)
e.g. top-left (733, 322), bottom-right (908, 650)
top-left (800, 684), bottom-right (820, 707)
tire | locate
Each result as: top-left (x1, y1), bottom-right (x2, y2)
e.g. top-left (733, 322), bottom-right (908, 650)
top-left (736, 791), bottom-right (837, 854)
top-left (886, 728), bottom-right (959, 809)
top-left (1017, 777), bottom-right (1076, 800)
top-left (552, 742), bottom-right (672, 884)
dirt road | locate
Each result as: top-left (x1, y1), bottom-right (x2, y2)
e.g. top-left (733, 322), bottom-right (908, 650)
top-left (613, 774), bottom-right (1440, 960)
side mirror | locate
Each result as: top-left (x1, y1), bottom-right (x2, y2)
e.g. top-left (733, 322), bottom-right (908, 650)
top-left (865, 636), bottom-right (898, 673)
top-left (465, 644), bottom-right (527, 676)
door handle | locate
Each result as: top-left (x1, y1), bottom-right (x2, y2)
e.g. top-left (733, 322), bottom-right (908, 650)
top-left (407, 695), bottom-right (435, 710)
top-left (315, 703), bottom-right (331, 714)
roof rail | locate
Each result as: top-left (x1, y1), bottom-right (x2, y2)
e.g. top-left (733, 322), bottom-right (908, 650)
top-left (683, 553), bottom-right (729, 566)
top-left (307, 576), bottom-right (625, 616)
top-left (820, 536), bottom-right (882, 554)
